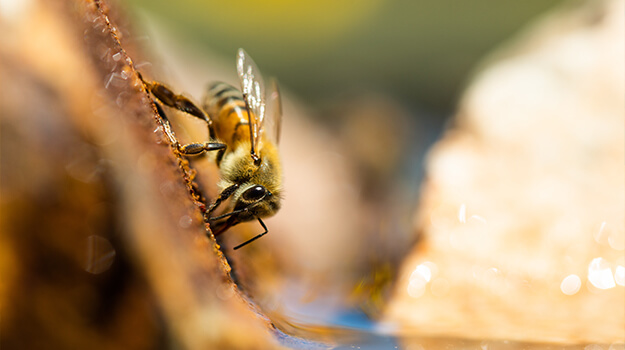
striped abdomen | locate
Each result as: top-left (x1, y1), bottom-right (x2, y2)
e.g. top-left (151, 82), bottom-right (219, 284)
top-left (202, 82), bottom-right (251, 150)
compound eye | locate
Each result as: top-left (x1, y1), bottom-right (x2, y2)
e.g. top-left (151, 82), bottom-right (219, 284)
top-left (242, 185), bottom-right (267, 202)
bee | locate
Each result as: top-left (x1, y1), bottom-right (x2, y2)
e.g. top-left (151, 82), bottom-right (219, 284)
top-left (141, 49), bottom-right (283, 250)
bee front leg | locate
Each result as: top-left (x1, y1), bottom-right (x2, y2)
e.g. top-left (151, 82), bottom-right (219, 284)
top-left (139, 73), bottom-right (217, 139)
top-left (206, 184), bottom-right (239, 217)
top-left (210, 215), bottom-right (239, 237)
top-left (153, 101), bottom-right (226, 156)
top-left (179, 142), bottom-right (226, 156)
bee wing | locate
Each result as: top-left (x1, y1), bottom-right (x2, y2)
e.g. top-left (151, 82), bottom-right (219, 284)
top-left (265, 78), bottom-right (283, 145)
top-left (237, 48), bottom-right (266, 154)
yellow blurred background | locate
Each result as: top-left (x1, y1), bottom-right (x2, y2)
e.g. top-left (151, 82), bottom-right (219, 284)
top-left (125, 0), bottom-right (565, 114)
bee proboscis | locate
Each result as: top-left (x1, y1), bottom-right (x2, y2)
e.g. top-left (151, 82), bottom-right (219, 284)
top-left (141, 49), bottom-right (283, 250)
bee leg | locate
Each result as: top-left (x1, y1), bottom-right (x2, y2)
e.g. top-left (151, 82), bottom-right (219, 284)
top-left (233, 218), bottom-right (268, 250)
top-left (178, 142), bottom-right (226, 156)
top-left (211, 215), bottom-right (239, 236)
top-left (140, 74), bottom-right (217, 139)
top-left (206, 184), bottom-right (239, 216)
top-left (209, 207), bottom-right (247, 221)
top-left (153, 100), bottom-right (179, 146)
top-left (153, 101), bottom-right (226, 156)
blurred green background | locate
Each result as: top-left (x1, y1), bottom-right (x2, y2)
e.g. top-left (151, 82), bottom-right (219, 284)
top-left (126, 0), bottom-right (566, 116)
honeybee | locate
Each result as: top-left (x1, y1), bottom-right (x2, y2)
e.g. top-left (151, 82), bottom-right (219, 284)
top-left (141, 49), bottom-right (283, 250)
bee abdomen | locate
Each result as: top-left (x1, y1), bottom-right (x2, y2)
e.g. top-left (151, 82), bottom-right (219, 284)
top-left (203, 81), bottom-right (250, 149)
top-left (203, 82), bottom-right (246, 115)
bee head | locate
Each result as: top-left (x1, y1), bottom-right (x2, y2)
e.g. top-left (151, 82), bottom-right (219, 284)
top-left (229, 183), bottom-right (281, 222)
top-left (214, 139), bottom-right (282, 230)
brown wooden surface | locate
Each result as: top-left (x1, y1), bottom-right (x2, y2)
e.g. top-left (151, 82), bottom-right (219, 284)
top-left (0, 0), bottom-right (285, 348)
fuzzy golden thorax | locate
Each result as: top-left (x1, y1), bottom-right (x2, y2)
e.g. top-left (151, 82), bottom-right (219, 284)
top-left (217, 139), bottom-right (282, 222)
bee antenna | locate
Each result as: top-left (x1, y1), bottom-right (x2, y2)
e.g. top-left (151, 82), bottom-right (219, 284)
top-left (233, 218), bottom-right (268, 250)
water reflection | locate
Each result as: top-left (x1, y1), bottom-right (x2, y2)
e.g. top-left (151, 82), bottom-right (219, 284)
top-left (82, 235), bottom-right (116, 274)
top-left (560, 274), bottom-right (582, 296)
top-left (615, 266), bottom-right (625, 287)
top-left (587, 258), bottom-right (616, 290)
top-left (458, 204), bottom-right (467, 223)
top-left (271, 316), bottom-right (620, 350)
top-left (406, 262), bottom-right (438, 299)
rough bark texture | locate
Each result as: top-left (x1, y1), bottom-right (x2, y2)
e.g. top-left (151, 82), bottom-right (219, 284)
top-left (0, 1), bottom-right (285, 348)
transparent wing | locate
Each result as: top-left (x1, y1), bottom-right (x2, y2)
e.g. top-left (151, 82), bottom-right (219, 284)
top-left (265, 78), bottom-right (283, 145)
top-left (237, 48), bottom-right (266, 155)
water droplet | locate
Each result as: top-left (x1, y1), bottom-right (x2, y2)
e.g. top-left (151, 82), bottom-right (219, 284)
top-left (83, 235), bottom-right (116, 274)
top-left (407, 275), bottom-right (427, 298)
top-left (65, 146), bottom-right (98, 183)
top-left (179, 215), bottom-right (193, 229)
top-left (458, 204), bottom-right (466, 223)
top-left (99, 47), bottom-right (111, 60)
top-left (0, 0), bottom-right (31, 21)
top-left (120, 65), bottom-right (132, 79)
top-left (614, 265), bottom-right (624, 286)
top-left (469, 214), bottom-right (488, 225)
top-left (584, 344), bottom-right (604, 350)
top-left (411, 264), bottom-right (432, 283)
top-left (560, 274), bottom-right (581, 295)
top-left (608, 228), bottom-right (624, 251)
top-left (215, 284), bottom-right (235, 301)
top-left (483, 267), bottom-right (502, 288)
top-left (422, 261), bottom-right (438, 277)
top-left (593, 221), bottom-right (609, 244)
top-left (407, 262), bottom-right (436, 298)
top-left (160, 181), bottom-right (176, 196)
top-left (587, 257), bottom-right (615, 290)
top-left (135, 61), bottom-right (152, 69)
top-left (116, 91), bottom-right (128, 107)
top-left (104, 72), bottom-right (116, 89)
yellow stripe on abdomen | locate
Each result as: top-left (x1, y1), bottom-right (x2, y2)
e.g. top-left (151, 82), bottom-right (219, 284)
top-left (203, 82), bottom-right (251, 149)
